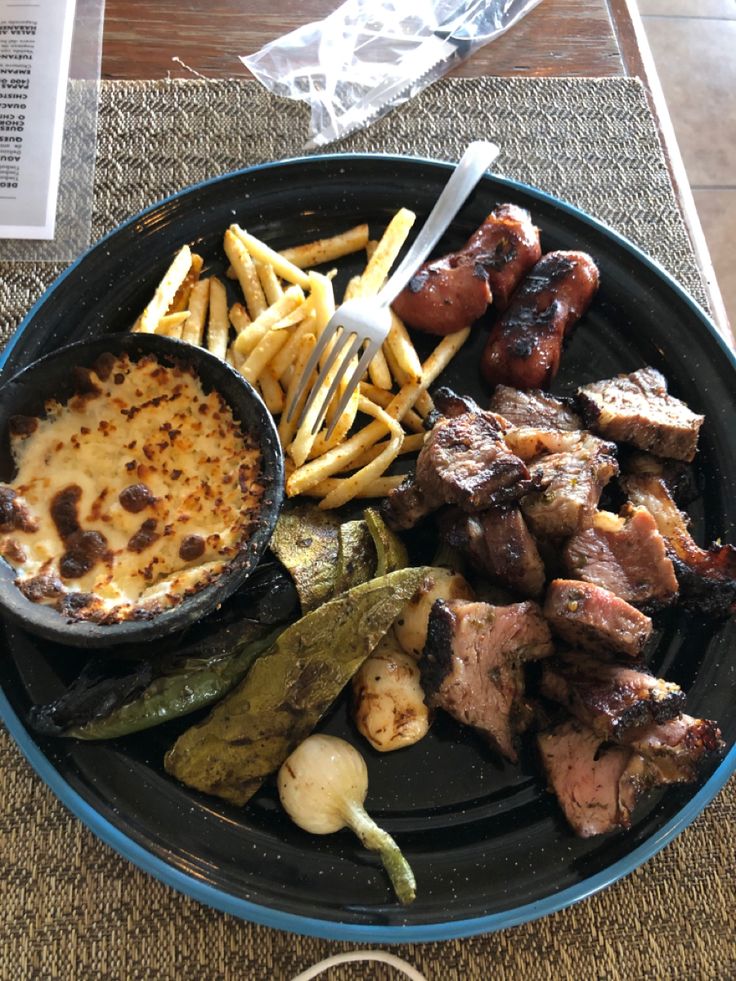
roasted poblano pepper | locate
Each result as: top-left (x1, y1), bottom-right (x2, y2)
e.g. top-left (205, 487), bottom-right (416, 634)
top-left (334, 520), bottom-right (377, 594)
top-left (164, 567), bottom-right (430, 806)
top-left (364, 508), bottom-right (408, 574)
top-left (269, 503), bottom-right (342, 612)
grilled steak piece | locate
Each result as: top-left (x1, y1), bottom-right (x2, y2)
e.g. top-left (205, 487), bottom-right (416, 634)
top-left (538, 719), bottom-right (638, 837)
top-left (489, 386), bottom-right (582, 432)
top-left (502, 428), bottom-right (618, 539)
top-left (622, 473), bottom-right (736, 618)
top-left (544, 579), bottom-right (652, 657)
top-left (620, 713), bottom-right (724, 783)
top-left (578, 367), bottom-right (704, 463)
top-left (416, 411), bottom-right (530, 512)
top-left (481, 251), bottom-right (600, 390)
top-left (380, 474), bottom-right (434, 531)
top-left (440, 507), bottom-right (546, 598)
top-left (539, 651), bottom-right (685, 738)
top-left (422, 598), bottom-right (553, 762)
top-left (432, 386), bottom-right (483, 420)
top-left (563, 505), bottom-right (678, 609)
top-left (624, 450), bottom-right (699, 507)
top-left (392, 204), bottom-right (542, 334)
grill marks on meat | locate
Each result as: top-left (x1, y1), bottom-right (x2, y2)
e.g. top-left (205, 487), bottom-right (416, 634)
top-left (544, 579), bottom-right (652, 657)
top-left (440, 507), bottom-right (546, 598)
top-left (622, 473), bottom-right (736, 617)
top-left (539, 711), bottom-right (723, 837)
top-left (620, 713), bottom-right (724, 784)
top-left (563, 506), bottom-right (678, 610)
top-left (538, 720), bottom-right (638, 837)
top-left (489, 386), bottom-right (582, 431)
top-left (504, 429), bottom-right (618, 540)
top-left (578, 367), bottom-right (704, 463)
top-left (415, 412), bottom-right (530, 512)
top-left (422, 598), bottom-right (553, 762)
top-left (539, 652), bottom-right (684, 739)
top-left (481, 251), bottom-right (599, 390)
top-left (392, 204), bottom-right (541, 335)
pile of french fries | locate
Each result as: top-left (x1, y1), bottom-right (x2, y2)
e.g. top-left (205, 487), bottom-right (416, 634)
top-left (132, 213), bottom-right (470, 509)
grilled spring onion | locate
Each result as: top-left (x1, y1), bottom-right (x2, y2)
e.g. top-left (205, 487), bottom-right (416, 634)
top-left (278, 734), bottom-right (416, 905)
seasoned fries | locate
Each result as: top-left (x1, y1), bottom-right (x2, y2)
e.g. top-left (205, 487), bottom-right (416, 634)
top-left (132, 211), bottom-right (468, 509)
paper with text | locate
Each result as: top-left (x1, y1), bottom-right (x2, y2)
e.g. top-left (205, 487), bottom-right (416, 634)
top-left (0, 0), bottom-right (76, 240)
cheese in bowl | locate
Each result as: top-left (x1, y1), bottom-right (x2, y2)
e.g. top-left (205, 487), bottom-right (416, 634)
top-left (0, 349), bottom-right (266, 624)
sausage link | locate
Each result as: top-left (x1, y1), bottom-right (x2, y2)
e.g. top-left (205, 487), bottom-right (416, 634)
top-left (391, 203), bottom-right (541, 336)
top-left (481, 251), bottom-right (599, 390)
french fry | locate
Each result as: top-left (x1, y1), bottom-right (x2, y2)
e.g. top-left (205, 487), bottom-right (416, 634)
top-left (385, 311), bottom-right (423, 385)
top-left (223, 229), bottom-right (268, 320)
top-left (256, 260), bottom-right (284, 305)
top-left (304, 475), bottom-right (405, 499)
top-left (359, 382), bottom-right (424, 434)
top-left (310, 374), bottom-right (360, 458)
top-left (181, 277), bottom-right (210, 345)
top-left (206, 276), bottom-right (229, 360)
top-left (230, 225), bottom-right (310, 290)
top-left (137, 245), bottom-right (192, 333)
top-left (317, 397), bottom-right (404, 510)
top-left (154, 311), bottom-right (189, 339)
top-left (233, 285), bottom-right (306, 357)
top-left (168, 253), bottom-right (204, 314)
top-left (344, 430), bottom-right (425, 471)
top-left (227, 342), bottom-right (244, 370)
top-left (259, 368), bottom-right (285, 415)
top-left (280, 333), bottom-right (317, 450)
top-left (279, 224), bottom-right (369, 269)
top-left (239, 321), bottom-right (295, 385)
top-left (414, 389), bottom-right (435, 418)
top-left (368, 346), bottom-right (393, 390)
top-left (285, 329), bottom-right (470, 497)
top-left (356, 208), bottom-right (415, 298)
top-left (270, 315), bottom-right (316, 380)
top-left (365, 239), bottom-right (379, 261)
top-left (307, 271), bottom-right (336, 335)
top-left (229, 302), bottom-right (251, 333)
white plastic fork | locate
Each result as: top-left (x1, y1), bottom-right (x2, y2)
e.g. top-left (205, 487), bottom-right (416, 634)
top-left (285, 140), bottom-right (500, 438)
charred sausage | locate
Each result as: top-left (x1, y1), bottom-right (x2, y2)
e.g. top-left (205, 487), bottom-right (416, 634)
top-left (392, 203), bottom-right (541, 336)
top-left (481, 250), bottom-right (599, 390)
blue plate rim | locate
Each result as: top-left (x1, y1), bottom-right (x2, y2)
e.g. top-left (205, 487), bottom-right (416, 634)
top-left (1, 151), bottom-right (735, 943)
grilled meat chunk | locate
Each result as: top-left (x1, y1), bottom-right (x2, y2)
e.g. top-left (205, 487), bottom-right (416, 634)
top-left (503, 429), bottom-right (618, 539)
top-left (538, 719), bottom-right (638, 837)
top-left (622, 473), bottom-right (736, 618)
top-left (539, 651), bottom-right (685, 739)
top-left (380, 475), bottom-right (434, 531)
top-left (544, 579), bottom-right (652, 657)
top-left (416, 411), bottom-right (530, 512)
top-left (481, 251), bottom-right (600, 390)
top-left (392, 204), bottom-right (541, 334)
top-left (431, 386), bottom-right (483, 420)
top-left (578, 367), bottom-right (704, 463)
top-left (422, 598), bottom-right (553, 762)
top-left (563, 505), bottom-right (678, 609)
top-left (489, 386), bottom-right (583, 431)
top-left (620, 713), bottom-right (724, 783)
top-left (440, 507), bottom-right (546, 598)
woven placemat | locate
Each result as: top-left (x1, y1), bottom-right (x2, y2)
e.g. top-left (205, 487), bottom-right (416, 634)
top-left (0, 77), bottom-right (734, 979)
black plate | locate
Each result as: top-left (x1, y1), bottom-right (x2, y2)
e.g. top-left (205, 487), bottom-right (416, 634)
top-left (0, 333), bottom-right (284, 647)
top-left (1, 154), bottom-right (735, 942)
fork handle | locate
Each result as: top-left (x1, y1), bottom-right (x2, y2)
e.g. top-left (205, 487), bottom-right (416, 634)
top-left (376, 140), bottom-right (500, 308)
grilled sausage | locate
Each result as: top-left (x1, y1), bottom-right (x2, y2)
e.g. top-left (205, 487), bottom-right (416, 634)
top-left (481, 250), bottom-right (599, 390)
top-left (391, 203), bottom-right (541, 336)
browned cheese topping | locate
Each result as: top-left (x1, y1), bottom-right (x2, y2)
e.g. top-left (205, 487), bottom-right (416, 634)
top-left (0, 352), bottom-right (264, 623)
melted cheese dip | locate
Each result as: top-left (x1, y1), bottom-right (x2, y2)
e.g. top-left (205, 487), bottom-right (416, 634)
top-left (0, 352), bottom-right (264, 623)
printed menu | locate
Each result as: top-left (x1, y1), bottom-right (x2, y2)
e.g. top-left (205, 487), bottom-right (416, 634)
top-left (0, 0), bottom-right (76, 240)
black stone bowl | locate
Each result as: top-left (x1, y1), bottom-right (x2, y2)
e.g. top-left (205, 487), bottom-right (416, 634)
top-left (0, 333), bottom-right (284, 648)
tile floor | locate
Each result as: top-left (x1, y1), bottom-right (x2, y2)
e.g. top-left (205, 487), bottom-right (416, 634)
top-left (636, 0), bottom-right (736, 334)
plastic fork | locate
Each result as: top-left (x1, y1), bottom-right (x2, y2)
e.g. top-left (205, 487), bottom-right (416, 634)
top-left (285, 140), bottom-right (500, 438)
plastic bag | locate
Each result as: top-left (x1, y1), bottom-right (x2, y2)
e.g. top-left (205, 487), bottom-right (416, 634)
top-left (242, 0), bottom-right (544, 148)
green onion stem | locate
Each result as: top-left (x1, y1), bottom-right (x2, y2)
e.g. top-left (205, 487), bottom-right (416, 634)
top-left (344, 801), bottom-right (416, 905)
